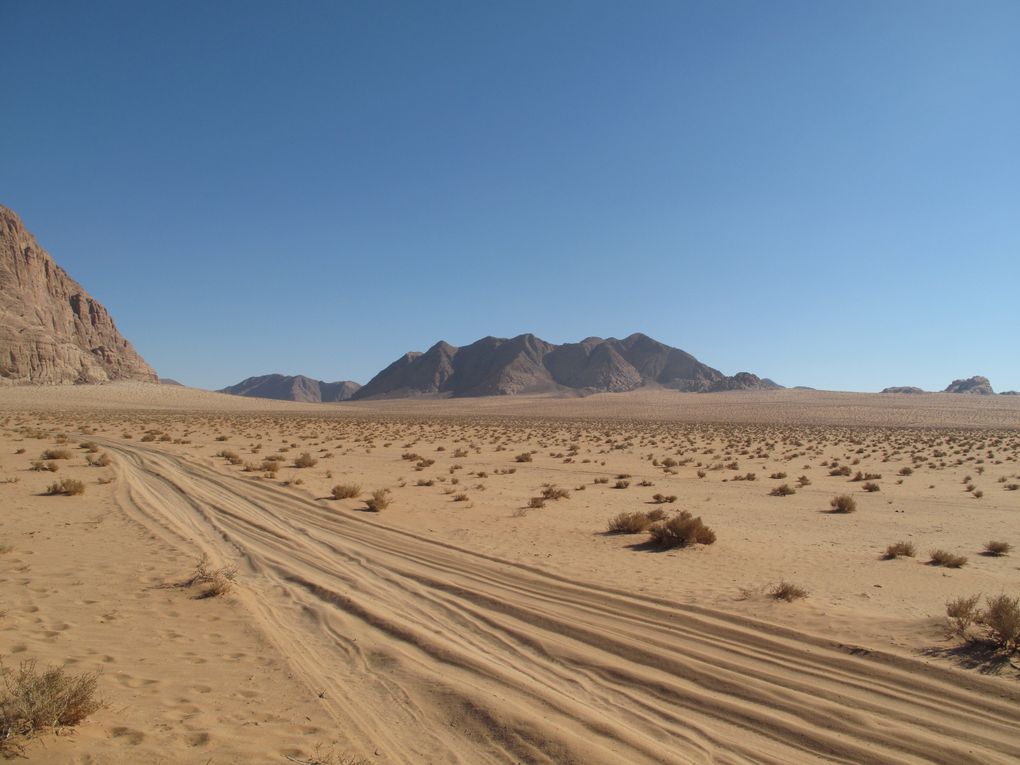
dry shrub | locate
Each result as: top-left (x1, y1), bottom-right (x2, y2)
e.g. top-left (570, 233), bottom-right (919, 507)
top-left (0, 658), bottom-right (101, 755)
top-left (528, 497), bottom-right (546, 508)
top-left (172, 559), bottom-right (237, 599)
top-left (39, 449), bottom-right (71, 461)
top-left (769, 581), bottom-right (808, 602)
top-left (541, 485), bottom-right (570, 501)
top-left (364, 489), bottom-right (391, 512)
top-left (769, 484), bottom-right (795, 496)
top-left (606, 512), bottom-right (652, 534)
top-left (882, 541), bottom-right (916, 559)
top-left (983, 540), bottom-right (1012, 556)
top-left (30, 461), bottom-right (57, 472)
top-left (613, 480), bottom-right (630, 489)
top-left (982, 594), bottom-right (1020, 651)
top-left (929, 549), bottom-right (967, 568)
top-left (648, 511), bottom-right (716, 549)
top-left (452, 493), bottom-right (469, 502)
top-left (294, 452), bottom-right (318, 468)
top-left (651, 493), bottom-right (677, 504)
top-left (45, 479), bottom-right (84, 496)
top-left (862, 481), bottom-right (881, 492)
top-left (829, 494), bottom-right (856, 513)
top-left (86, 452), bottom-right (112, 467)
top-left (514, 452), bottom-right (533, 463)
top-left (945, 594), bottom-right (981, 637)
top-left (331, 484), bottom-right (361, 500)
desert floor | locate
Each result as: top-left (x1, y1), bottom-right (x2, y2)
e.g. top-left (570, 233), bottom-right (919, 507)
top-left (1, 383), bottom-right (1019, 763)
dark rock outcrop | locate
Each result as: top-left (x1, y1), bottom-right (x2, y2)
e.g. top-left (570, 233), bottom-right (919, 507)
top-left (944, 376), bottom-right (995, 395)
top-left (881, 386), bottom-right (925, 394)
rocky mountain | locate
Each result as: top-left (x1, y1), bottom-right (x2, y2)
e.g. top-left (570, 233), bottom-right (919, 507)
top-left (220, 374), bottom-right (361, 403)
top-left (881, 386), bottom-right (925, 394)
top-left (0, 205), bottom-right (157, 384)
top-left (944, 376), bottom-right (995, 395)
top-left (352, 333), bottom-right (780, 399)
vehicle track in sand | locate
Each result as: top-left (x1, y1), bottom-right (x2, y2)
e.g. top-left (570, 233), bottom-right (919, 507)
top-left (103, 440), bottom-right (1020, 764)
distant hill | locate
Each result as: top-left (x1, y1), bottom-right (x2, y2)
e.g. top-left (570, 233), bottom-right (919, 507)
top-left (220, 374), bottom-right (361, 403)
top-left (0, 204), bottom-right (157, 384)
top-left (352, 333), bottom-right (780, 400)
top-left (881, 386), bottom-right (925, 394)
top-left (944, 376), bottom-right (995, 395)
top-left (159, 378), bottom-right (184, 386)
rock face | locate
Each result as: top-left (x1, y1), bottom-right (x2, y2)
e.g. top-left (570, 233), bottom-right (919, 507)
top-left (219, 374), bottom-right (361, 403)
top-left (353, 333), bottom-right (781, 399)
top-left (944, 376), bottom-right (995, 395)
top-left (0, 205), bottom-right (157, 385)
top-left (881, 386), bottom-right (925, 394)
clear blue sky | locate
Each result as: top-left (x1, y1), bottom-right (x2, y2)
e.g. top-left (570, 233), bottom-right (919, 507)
top-left (2, 1), bottom-right (1018, 392)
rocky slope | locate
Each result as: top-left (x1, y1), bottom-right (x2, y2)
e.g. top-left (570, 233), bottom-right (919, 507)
top-left (0, 205), bottom-right (157, 384)
top-left (220, 374), bottom-right (361, 403)
top-left (353, 333), bottom-right (779, 399)
top-left (881, 386), bottom-right (925, 394)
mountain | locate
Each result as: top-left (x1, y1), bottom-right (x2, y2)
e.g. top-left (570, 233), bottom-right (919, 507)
top-left (0, 205), bottom-right (157, 384)
top-left (944, 376), bottom-right (995, 395)
top-left (219, 374), bottom-right (361, 403)
top-left (881, 386), bottom-right (925, 394)
top-left (352, 333), bottom-right (780, 399)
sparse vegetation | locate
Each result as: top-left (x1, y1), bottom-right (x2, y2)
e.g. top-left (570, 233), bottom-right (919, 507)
top-left (331, 483), bottom-right (361, 500)
top-left (882, 541), bottom-right (916, 559)
top-left (45, 478), bottom-right (85, 496)
top-left (364, 489), bottom-right (391, 512)
top-left (983, 540), bottom-right (1012, 557)
top-left (829, 494), bottom-right (856, 513)
top-left (647, 511), bottom-right (716, 549)
top-left (769, 581), bottom-right (807, 602)
top-left (929, 549), bottom-right (967, 568)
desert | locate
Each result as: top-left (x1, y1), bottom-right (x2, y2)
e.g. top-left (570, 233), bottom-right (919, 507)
top-left (1, 383), bottom-right (1018, 763)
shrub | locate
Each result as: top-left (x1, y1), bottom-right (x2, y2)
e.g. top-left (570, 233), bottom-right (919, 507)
top-left (862, 481), bottom-right (881, 492)
top-left (898, 466), bottom-right (914, 476)
top-left (0, 659), bottom-right (101, 755)
top-left (606, 512), bottom-right (651, 534)
top-left (514, 453), bottom-right (533, 463)
top-left (984, 540), bottom-right (1012, 556)
top-left (452, 493), bottom-right (469, 502)
top-left (769, 472), bottom-right (787, 480)
top-left (769, 581), bottom-right (808, 602)
top-left (294, 452), bottom-right (318, 468)
top-left (45, 479), bottom-right (84, 496)
top-left (86, 452), bottom-right (112, 468)
top-left (651, 493), bottom-right (677, 504)
top-left (882, 541), bottom-right (916, 559)
top-left (647, 511), bottom-right (716, 549)
top-left (829, 494), bottom-right (856, 513)
top-left (39, 449), bottom-right (71, 461)
top-left (946, 594), bottom-right (981, 637)
top-left (331, 484), bottom-right (361, 500)
top-left (982, 594), bottom-right (1020, 651)
top-left (613, 480), bottom-right (630, 489)
top-left (528, 497), bottom-right (546, 508)
top-left (541, 486), bottom-right (570, 501)
top-left (364, 489), bottom-right (391, 512)
top-left (796, 475), bottom-right (811, 487)
top-left (929, 549), bottom-right (967, 568)
top-left (770, 484), bottom-right (795, 496)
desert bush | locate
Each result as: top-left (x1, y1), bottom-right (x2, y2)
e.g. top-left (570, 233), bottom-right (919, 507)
top-left (770, 484), bottom-right (795, 496)
top-left (862, 481), bottom-right (881, 492)
top-left (593, 477), bottom-right (609, 484)
top-left (983, 540), bottom-right (1012, 556)
top-left (982, 594), bottom-right (1020, 651)
top-left (541, 485), bottom-right (570, 501)
top-left (294, 452), bottom-right (318, 468)
top-left (364, 489), bottom-right (391, 512)
top-left (769, 472), bottom-right (787, 480)
top-left (946, 594), bottom-right (981, 636)
top-left (45, 479), bottom-right (84, 496)
top-left (898, 466), bottom-right (914, 476)
top-left (606, 511), bottom-right (652, 534)
top-left (452, 493), bottom-right (469, 502)
top-left (829, 465), bottom-right (852, 477)
top-left (829, 494), bottom-right (856, 513)
top-left (769, 581), bottom-right (808, 602)
top-left (86, 452), bottom-right (112, 468)
top-left (78, 441), bottom-right (99, 453)
top-left (528, 496), bottom-right (546, 508)
top-left (651, 493), bottom-right (677, 504)
top-left (796, 475), bottom-right (811, 487)
top-left (39, 449), bottom-right (71, 461)
top-left (696, 470), bottom-right (707, 479)
top-left (0, 658), bottom-right (101, 755)
top-left (331, 484), bottom-right (361, 500)
top-left (514, 452), bottom-right (533, 463)
top-left (30, 461), bottom-right (57, 472)
top-left (647, 511), bottom-right (716, 549)
top-left (882, 541), bottom-right (916, 559)
top-left (613, 480), bottom-right (630, 489)
top-left (929, 549), bottom-right (967, 568)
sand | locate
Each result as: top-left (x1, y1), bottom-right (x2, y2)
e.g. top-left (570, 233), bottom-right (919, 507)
top-left (1, 383), bottom-right (1018, 763)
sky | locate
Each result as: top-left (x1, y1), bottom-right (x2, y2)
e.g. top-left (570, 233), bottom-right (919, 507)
top-left (2, 1), bottom-right (1018, 392)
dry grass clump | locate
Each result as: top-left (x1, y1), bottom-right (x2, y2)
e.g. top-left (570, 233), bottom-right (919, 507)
top-left (364, 489), bottom-right (391, 512)
top-left (607, 511), bottom-right (652, 534)
top-left (882, 541), bottom-right (916, 559)
top-left (769, 581), bottom-right (808, 602)
top-left (514, 452), bottom-right (533, 463)
top-left (0, 658), bottom-right (101, 756)
top-left (613, 479), bottom-right (630, 489)
top-left (862, 481), bottom-right (881, 492)
top-left (172, 559), bottom-right (237, 599)
top-left (45, 479), bottom-right (85, 496)
top-left (294, 452), bottom-right (318, 468)
top-left (85, 452), bottom-right (112, 467)
top-left (331, 484), bottom-right (361, 500)
top-left (647, 511), bottom-right (716, 549)
top-left (983, 540), bottom-right (1012, 557)
top-left (929, 549), bottom-right (968, 568)
top-left (39, 449), bottom-right (71, 461)
top-left (30, 460), bottom-right (58, 472)
top-left (946, 594), bottom-right (1020, 651)
top-left (828, 494), bottom-right (856, 513)
top-left (541, 485), bottom-right (570, 501)
top-left (651, 493), bottom-right (677, 504)
top-left (769, 484), bottom-right (795, 496)
top-left (528, 496), bottom-right (546, 508)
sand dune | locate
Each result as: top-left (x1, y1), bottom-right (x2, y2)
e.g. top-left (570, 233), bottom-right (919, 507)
top-left (101, 438), bottom-right (1020, 764)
